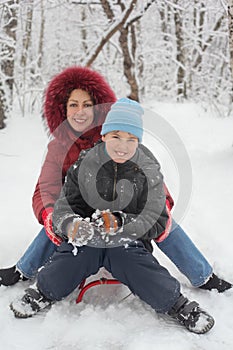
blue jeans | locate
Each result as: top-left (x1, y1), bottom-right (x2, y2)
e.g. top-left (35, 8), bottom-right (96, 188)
top-left (17, 221), bottom-right (212, 286)
top-left (156, 220), bottom-right (212, 287)
top-left (16, 228), bottom-right (56, 279)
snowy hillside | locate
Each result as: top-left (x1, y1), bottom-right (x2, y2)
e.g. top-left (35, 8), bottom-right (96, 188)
top-left (0, 102), bottom-right (233, 349)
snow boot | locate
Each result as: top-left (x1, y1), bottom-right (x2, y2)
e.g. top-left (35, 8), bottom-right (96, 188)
top-left (199, 273), bottom-right (232, 293)
top-left (0, 265), bottom-right (28, 286)
top-left (10, 287), bottom-right (52, 318)
top-left (168, 294), bottom-right (215, 334)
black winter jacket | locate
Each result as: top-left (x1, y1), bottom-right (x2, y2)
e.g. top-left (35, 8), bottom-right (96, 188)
top-left (52, 142), bottom-right (168, 251)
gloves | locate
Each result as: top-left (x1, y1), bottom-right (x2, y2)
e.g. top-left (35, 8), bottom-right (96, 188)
top-left (42, 207), bottom-right (62, 246)
top-left (154, 203), bottom-right (172, 243)
top-left (164, 183), bottom-right (174, 211)
top-left (67, 219), bottom-right (94, 247)
top-left (91, 209), bottom-right (122, 241)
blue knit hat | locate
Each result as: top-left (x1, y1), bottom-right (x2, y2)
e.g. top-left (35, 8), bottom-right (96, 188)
top-left (101, 98), bottom-right (144, 142)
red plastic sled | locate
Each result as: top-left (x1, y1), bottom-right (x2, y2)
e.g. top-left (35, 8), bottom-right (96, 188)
top-left (76, 278), bottom-right (122, 303)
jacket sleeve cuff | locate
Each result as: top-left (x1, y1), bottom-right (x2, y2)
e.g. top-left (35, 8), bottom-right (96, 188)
top-left (41, 207), bottom-right (54, 224)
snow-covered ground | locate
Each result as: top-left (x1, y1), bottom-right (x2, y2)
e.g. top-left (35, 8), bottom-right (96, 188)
top-left (0, 102), bottom-right (233, 349)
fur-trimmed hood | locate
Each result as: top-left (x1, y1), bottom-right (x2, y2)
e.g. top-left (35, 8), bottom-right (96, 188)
top-left (43, 66), bottom-right (116, 141)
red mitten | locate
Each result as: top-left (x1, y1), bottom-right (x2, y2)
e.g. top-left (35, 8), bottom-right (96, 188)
top-left (42, 207), bottom-right (62, 246)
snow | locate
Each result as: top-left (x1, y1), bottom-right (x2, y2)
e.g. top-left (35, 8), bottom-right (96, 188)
top-left (0, 102), bottom-right (233, 349)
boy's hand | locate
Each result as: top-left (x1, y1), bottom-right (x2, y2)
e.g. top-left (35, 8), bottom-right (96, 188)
top-left (91, 209), bottom-right (119, 236)
top-left (67, 219), bottom-right (94, 247)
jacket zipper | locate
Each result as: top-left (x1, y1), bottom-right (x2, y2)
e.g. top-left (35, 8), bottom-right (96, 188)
top-left (112, 163), bottom-right (118, 203)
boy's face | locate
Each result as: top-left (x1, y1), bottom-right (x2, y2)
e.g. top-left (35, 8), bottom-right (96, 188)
top-left (102, 130), bottom-right (138, 163)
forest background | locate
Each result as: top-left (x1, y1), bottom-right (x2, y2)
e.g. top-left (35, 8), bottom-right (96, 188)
top-left (1, 0), bottom-right (233, 129)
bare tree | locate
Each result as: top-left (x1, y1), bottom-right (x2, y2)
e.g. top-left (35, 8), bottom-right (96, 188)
top-left (99, 0), bottom-right (139, 100)
top-left (0, 0), bottom-right (19, 127)
top-left (81, 6), bottom-right (88, 54)
top-left (228, 0), bottom-right (233, 88)
top-left (84, 0), bottom-right (138, 66)
top-left (173, 3), bottom-right (186, 99)
top-left (0, 80), bottom-right (7, 129)
top-left (20, 1), bottom-right (33, 69)
top-left (38, 0), bottom-right (45, 70)
top-left (19, 0), bottom-right (34, 114)
top-left (97, 0), bottom-right (157, 101)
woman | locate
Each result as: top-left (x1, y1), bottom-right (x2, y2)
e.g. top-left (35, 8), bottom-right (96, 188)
top-left (0, 66), bottom-right (231, 292)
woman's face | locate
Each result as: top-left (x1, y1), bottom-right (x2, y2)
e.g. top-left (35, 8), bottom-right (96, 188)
top-left (66, 89), bottom-right (94, 133)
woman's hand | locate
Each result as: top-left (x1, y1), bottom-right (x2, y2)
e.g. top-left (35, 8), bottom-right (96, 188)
top-left (42, 207), bottom-right (63, 246)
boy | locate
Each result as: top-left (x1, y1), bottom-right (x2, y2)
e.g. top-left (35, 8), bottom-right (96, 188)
top-left (10, 98), bottom-right (214, 334)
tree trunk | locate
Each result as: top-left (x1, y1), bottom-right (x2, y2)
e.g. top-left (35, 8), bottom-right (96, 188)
top-left (0, 0), bottom-right (19, 128)
top-left (20, 1), bottom-right (33, 69)
top-left (81, 7), bottom-right (88, 53)
top-left (174, 6), bottom-right (186, 99)
top-left (119, 25), bottom-right (139, 101)
top-left (2, 1), bottom-right (18, 94)
top-left (0, 80), bottom-right (6, 129)
top-left (19, 1), bottom-right (34, 115)
top-left (228, 0), bottom-right (233, 96)
top-left (99, 0), bottom-right (139, 101)
top-left (38, 0), bottom-right (45, 69)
